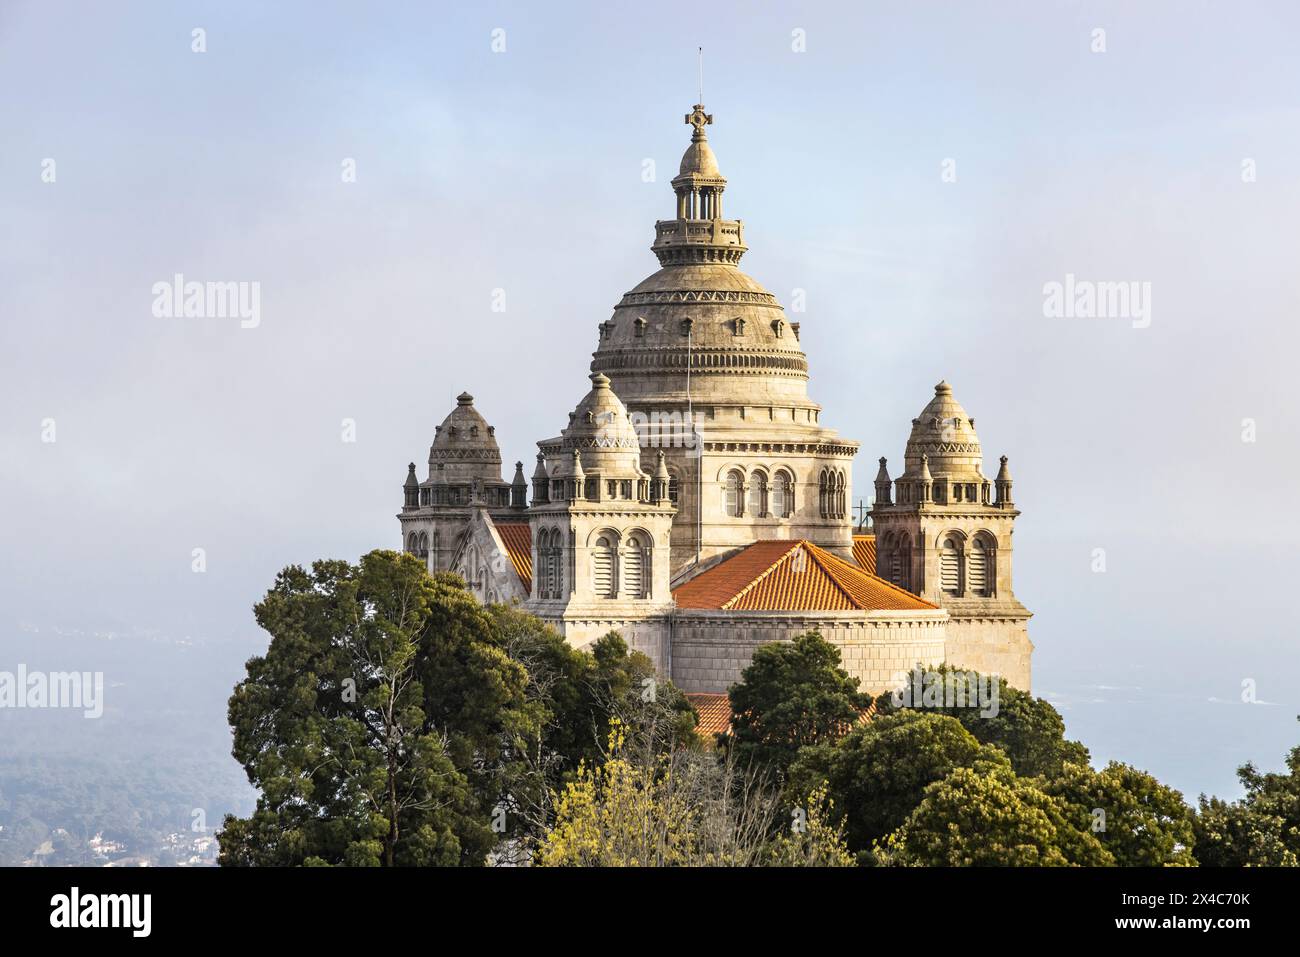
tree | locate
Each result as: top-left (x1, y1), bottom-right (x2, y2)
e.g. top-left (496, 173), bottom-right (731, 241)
top-left (727, 632), bottom-right (872, 777)
top-left (1193, 728), bottom-right (1300, 866)
top-left (1042, 761), bottom-right (1196, 866)
top-left (880, 665), bottom-right (1089, 778)
top-left (487, 612), bottom-right (697, 860)
top-left (789, 710), bottom-right (1011, 857)
top-left (877, 764), bottom-right (1113, 866)
top-left (765, 784), bottom-right (854, 867)
top-left (535, 721), bottom-right (850, 867)
top-left (220, 551), bottom-right (531, 866)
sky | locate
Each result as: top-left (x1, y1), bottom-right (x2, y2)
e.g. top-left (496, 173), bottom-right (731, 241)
top-left (2, 0), bottom-right (1299, 800)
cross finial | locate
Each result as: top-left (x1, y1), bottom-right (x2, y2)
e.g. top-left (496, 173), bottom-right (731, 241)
top-left (685, 104), bottom-right (712, 138)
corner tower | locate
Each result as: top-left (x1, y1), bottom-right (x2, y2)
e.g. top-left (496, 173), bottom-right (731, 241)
top-left (526, 373), bottom-right (676, 664)
top-left (870, 381), bottom-right (1033, 689)
top-left (583, 104), bottom-right (859, 575)
top-left (397, 392), bottom-right (523, 572)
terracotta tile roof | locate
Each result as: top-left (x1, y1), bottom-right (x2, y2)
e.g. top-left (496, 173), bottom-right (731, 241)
top-left (494, 521), bottom-right (532, 594)
top-left (685, 692), bottom-right (731, 738)
top-left (672, 540), bottom-right (937, 612)
top-left (851, 534), bottom-right (876, 572)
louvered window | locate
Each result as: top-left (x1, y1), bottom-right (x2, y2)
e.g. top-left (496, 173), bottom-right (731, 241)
top-left (622, 536), bottom-right (645, 599)
top-left (593, 536), bottom-right (616, 598)
top-left (941, 537), bottom-right (963, 596)
top-left (969, 537), bottom-right (992, 597)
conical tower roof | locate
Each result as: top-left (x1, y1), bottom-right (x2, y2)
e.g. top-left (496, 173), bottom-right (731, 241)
top-left (902, 381), bottom-right (985, 480)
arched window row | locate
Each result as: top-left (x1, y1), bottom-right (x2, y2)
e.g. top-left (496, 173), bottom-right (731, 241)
top-left (589, 529), bottom-right (652, 600)
top-left (406, 531), bottom-right (430, 559)
top-left (722, 468), bottom-right (796, 519)
top-left (536, 527), bottom-right (566, 599)
top-left (939, 530), bottom-right (996, 598)
top-left (818, 468), bottom-right (847, 519)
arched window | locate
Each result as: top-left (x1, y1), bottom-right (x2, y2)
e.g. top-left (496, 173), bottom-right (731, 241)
top-left (407, 532), bottom-right (418, 555)
top-left (748, 471), bottom-right (768, 517)
top-left (539, 528), bottom-right (563, 599)
top-left (535, 530), bottom-right (550, 598)
top-left (836, 471), bottom-right (847, 518)
top-left (417, 531), bottom-right (428, 558)
top-left (593, 535), bottom-right (616, 598)
top-left (818, 469), bottom-right (829, 517)
top-left (885, 532), bottom-right (903, 588)
top-left (941, 534), bottom-right (964, 597)
top-left (969, 534), bottom-right (994, 597)
top-left (622, 534), bottom-right (646, 599)
top-left (724, 470), bottom-right (744, 518)
top-left (772, 471), bottom-right (792, 518)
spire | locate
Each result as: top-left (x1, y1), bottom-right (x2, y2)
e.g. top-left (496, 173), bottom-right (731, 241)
top-left (531, 452), bottom-right (549, 505)
top-left (510, 461), bottom-right (527, 509)
top-left (874, 456), bottom-right (892, 506)
top-left (995, 455), bottom-right (1014, 508)
top-left (569, 450), bottom-right (585, 501)
top-left (918, 453), bottom-right (933, 503)
top-left (651, 450), bottom-right (672, 505)
top-left (403, 462), bottom-right (419, 509)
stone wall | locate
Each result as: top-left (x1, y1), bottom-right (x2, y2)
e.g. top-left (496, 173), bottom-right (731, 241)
top-left (669, 609), bottom-right (948, 694)
top-left (940, 609), bottom-right (1033, 691)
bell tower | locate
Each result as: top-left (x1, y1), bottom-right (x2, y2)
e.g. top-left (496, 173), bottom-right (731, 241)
top-left (870, 381), bottom-right (1033, 690)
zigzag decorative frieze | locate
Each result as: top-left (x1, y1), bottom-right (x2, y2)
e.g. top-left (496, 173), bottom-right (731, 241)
top-left (617, 290), bottom-right (781, 307)
top-left (914, 442), bottom-right (981, 455)
top-left (430, 449), bottom-right (503, 461)
top-left (566, 437), bottom-right (641, 450)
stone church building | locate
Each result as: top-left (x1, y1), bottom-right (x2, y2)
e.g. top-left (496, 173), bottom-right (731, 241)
top-left (397, 104), bottom-right (1033, 695)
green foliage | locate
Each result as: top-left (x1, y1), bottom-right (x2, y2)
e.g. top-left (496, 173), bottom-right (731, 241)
top-left (764, 784), bottom-right (854, 867)
top-left (880, 665), bottom-right (1089, 778)
top-left (789, 710), bottom-right (1010, 857)
top-left (220, 550), bottom-right (530, 866)
top-left (1042, 761), bottom-right (1196, 866)
top-left (1193, 732), bottom-right (1300, 866)
top-left (535, 722), bottom-right (850, 867)
top-left (727, 632), bottom-right (871, 776)
top-left (878, 764), bottom-right (1113, 866)
top-left (488, 612), bottom-right (697, 857)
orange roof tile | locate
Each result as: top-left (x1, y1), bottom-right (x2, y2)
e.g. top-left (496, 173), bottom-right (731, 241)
top-left (495, 521), bottom-right (532, 594)
top-left (672, 540), bottom-right (937, 612)
top-left (685, 692), bottom-right (732, 738)
top-left (852, 534), bottom-right (876, 572)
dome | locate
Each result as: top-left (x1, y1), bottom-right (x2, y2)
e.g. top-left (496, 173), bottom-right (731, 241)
top-left (428, 392), bottom-right (504, 483)
top-left (679, 138), bottom-right (721, 178)
top-left (902, 381), bottom-right (985, 479)
top-left (556, 373), bottom-right (643, 477)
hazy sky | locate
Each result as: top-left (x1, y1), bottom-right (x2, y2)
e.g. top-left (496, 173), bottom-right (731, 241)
top-left (2, 0), bottom-right (1298, 799)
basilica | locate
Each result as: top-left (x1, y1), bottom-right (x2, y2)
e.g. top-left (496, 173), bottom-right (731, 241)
top-left (397, 104), bottom-right (1033, 696)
